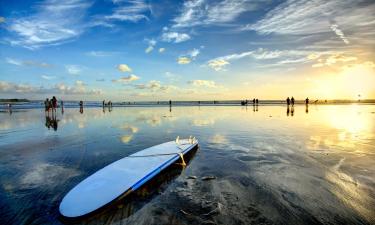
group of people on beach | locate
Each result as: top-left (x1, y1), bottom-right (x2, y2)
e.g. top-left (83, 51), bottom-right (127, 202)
top-left (286, 97), bottom-right (310, 106)
top-left (241, 98), bottom-right (259, 106)
top-left (44, 96), bottom-right (63, 113)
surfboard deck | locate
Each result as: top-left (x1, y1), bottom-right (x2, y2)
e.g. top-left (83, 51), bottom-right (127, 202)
top-left (59, 139), bottom-right (198, 218)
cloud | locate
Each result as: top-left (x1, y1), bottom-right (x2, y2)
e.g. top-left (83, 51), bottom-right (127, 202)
top-left (54, 82), bottom-right (102, 95)
top-left (41, 75), bottom-right (56, 80)
top-left (0, 80), bottom-right (102, 95)
top-left (177, 57), bottom-right (191, 64)
top-left (172, 0), bottom-right (259, 28)
top-left (0, 17), bottom-right (5, 23)
top-left (104, 0), bottom-right (150, 22)
top-left (159, 48), bottom-right (165, 53)
top-left (0, 81), bottom-right (39, 93)
top-left (96, 78), bottom-right (105, 82)
top-left (5, 58), bottom-right (22, 66)
top-left (75, 80), bottom-right (85, 86)
top-left (117, 64), bottom-right (132, 72)
top-left (145, 46), bottom-right (154, 53)
top-left (187, 48), bottom-right (200, 58)
top-left (6, 0), bottom-right (92, 49)
top-left (330, 24), bottom-right (349, 44)
top-left (5, 57), bottom-right (52, 67)
top-left (176, 48), bottom-right (201, 65)
top-left (207, 59), bottom-right (230, 71)
top-left (134, 80), bottom-right (175, 92)
top-left (86, 51), bottom-right (116, 57)
top-left (66, 65), bottom-right (82, 75)
top-left (162, 32), bottom-right (191, 43)
top-left (188, 80), bottom-right (217, 88)
top-left (145, 38), bottom-right (156, 53)
top-left (112, 74), bottom-right (139, 83)
top-left (206, 48), bottom-right (318, 71)
top-left (164, 71), bottom-right (181, 82)
top-left (244, 0), bottom-right (375, 39)
top-left (311, 53), bottom-right (357, 67)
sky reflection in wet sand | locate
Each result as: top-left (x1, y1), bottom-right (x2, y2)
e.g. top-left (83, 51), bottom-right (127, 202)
top-left (0, 105), bottom-right (374, 225)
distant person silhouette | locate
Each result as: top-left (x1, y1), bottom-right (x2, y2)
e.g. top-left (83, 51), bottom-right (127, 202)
top-left (255, 99), bottom-right (259, 105)
top-left (291, 97), bottom-right (295, 106)
top-left (286, 97), bottom-right (290, 105)
top-left (253, 98), bottom-right (256, 105)
top-left (79, 101), bottom-right (83, 114)
top-left (102, 100), bottom-right (105, 107)
top-left (52, 96), bottom-right (57, 112)
top-left (44, 98), bottom-right (49, 112)
top-left (305, 97), bottom-right (309, 105)
top-left (61, 100), bottom-right (64, 113)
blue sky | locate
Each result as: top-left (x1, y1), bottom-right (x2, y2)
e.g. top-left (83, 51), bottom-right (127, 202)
top-left (1, 0), bottom-right (375, 101)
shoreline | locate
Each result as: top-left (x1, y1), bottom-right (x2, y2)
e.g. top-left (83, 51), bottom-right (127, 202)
top-left (1, 99), bottom-right (375, 110)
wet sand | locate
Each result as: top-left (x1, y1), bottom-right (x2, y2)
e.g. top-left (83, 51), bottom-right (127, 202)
top-left (0, 105), bottom-right (374, 225)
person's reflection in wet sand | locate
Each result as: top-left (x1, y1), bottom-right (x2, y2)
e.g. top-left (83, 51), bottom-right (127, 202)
top-left (305, 104), bottom-right (309, 114)
top-left (292, 106), bottom-right (295, 116)
top-left (287, 105), bottom-right (290, 116)
top-left (45, 113), bottom-right (59, 131)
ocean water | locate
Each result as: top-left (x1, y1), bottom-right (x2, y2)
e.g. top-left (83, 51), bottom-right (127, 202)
top-left (0, 105), bottom-right (374, 225)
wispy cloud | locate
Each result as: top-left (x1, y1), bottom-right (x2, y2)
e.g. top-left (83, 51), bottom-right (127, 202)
top-left (145, 38), bottom-right (156, 53)
top-left (172, 0), bottom-right (259, 28)
top-left (206, 48), bottom-right (317, 71)
top-left (112, 74), bottom-right (139, 83)
top-left (66, 65), bottom-right (82, 75)
top-left (176, 48), bottom-right (201, 65)
top-left (244, 0), bottom-right (375, 43)
top-left (7, 0), bottom-right (92, 49)
top-left (0, 17), bottom-right (5, 23)
top-left (188, 80), bottom-right (217, 88)
top-left (134, 80), bottom-right (175, 92)
top-left (330, 24), bottom-right (349, 44)
top-left (41, 75), bottom-right (56, 80)
top-left (311, 53), bottom-right (357, 67)
top-left (159, 48), bottom-right (165, 53)
top-left (162, 32), bottom-right (191, 43)
top-left (86, 51), bottom-right (117, 57)
top-left (104, 0), bottom-right (150, 22)
top-left (5, 57), bottom-right (52, 67)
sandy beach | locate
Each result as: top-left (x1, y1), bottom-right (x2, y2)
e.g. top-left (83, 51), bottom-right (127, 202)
top-left (0, 105), bottom-right (374, 225)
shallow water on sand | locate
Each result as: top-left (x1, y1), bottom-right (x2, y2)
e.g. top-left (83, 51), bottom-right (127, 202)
top-left (0, 105), bottom-right (375, 225)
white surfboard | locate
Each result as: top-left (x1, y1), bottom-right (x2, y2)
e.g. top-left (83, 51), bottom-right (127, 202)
top-left (59, 138), bottom-right (198, 218)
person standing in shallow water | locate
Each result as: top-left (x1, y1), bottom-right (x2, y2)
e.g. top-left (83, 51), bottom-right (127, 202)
top-left (291, 97), bottom-right (295, 106)
top-left (305, 97), bottom-right (309, 105)
top-left (79, 101), bottom-right (83, 114)
top-left (44, 98), bottom-right (49, 112)
top-left (286, 97), bottom-right (290, 105)
top-left (52, 96), bottom-right (57, 112)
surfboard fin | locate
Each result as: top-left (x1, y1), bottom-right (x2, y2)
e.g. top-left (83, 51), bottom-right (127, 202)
top-left (178, 153), bottom-right (186, 167)
top-left (176, 136), bottom-right (180, 144)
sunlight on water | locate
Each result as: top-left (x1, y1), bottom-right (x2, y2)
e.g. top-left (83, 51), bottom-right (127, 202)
top-left (0, 105), bottom-right (374, 225)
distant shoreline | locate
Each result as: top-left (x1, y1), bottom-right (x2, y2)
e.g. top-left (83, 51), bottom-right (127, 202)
top-left (1, 99), bottom-right (375, 109)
